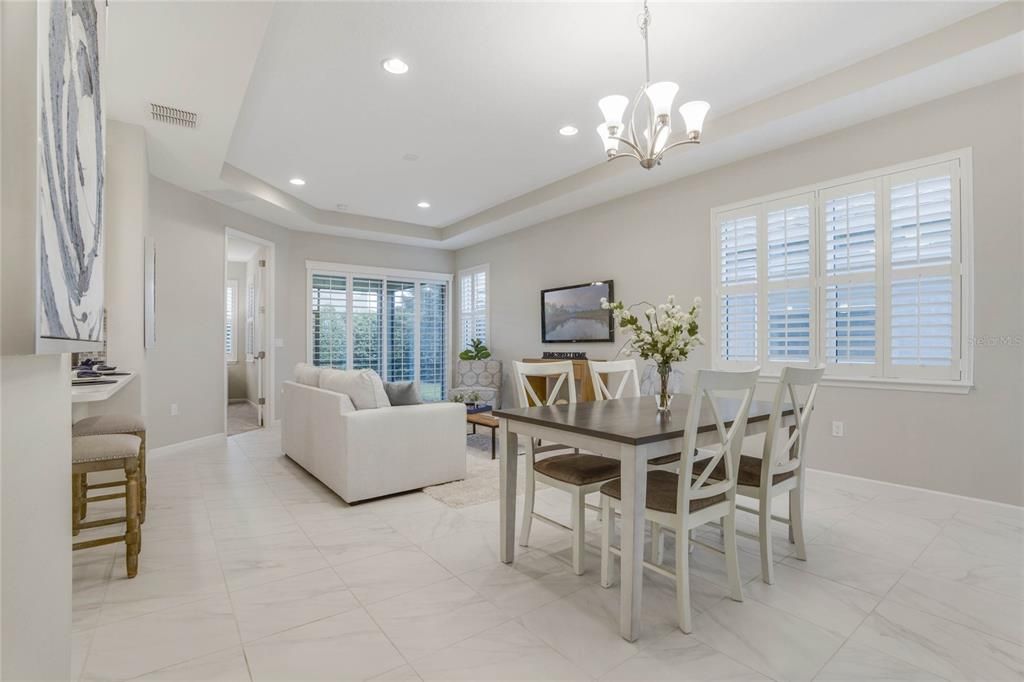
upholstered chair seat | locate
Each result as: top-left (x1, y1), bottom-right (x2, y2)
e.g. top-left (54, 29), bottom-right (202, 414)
top-left (534, 453), bottom-right (621, 486)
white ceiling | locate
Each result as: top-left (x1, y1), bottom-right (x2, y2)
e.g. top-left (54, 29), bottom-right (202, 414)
top-left (106, 1), bottom-right (1023, 249)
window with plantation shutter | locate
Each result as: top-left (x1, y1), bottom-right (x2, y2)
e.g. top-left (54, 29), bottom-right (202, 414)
top-left (820, 180), bottom-right (880, 374)
top-left (311, 274), bottom-right (348, 368)
top-left (459, 265), bottom-right (489, 350)
top-left (419, 282), bottom-right (448, 401)
top-left (351, 277), bottom-right (384, 374)
top-left (885, 162), bottom-right (960, 380)
top-left (387, 281), bottom-right (416, 383)
top-left (711, 152), bottom-right (970, 391)
top-left (225, 280), bottom-right (237, 362)
top-left (308, 264), bottom-right (451, 400)
top-left (764, 195), bottom-right (814, 366)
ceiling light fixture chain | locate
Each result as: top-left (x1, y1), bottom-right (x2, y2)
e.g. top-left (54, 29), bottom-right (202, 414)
top-left (595, 1), bottom-right (710, 170)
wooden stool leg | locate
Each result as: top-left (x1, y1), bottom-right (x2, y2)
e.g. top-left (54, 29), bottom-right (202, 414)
top-left (72, 474), bottom-right (81, 536)
top-left (79, 473), bottom-right (88, 520)
top-left (137, 430), bottom-right (147, 524)
top-left (124, 458), bottom-right (141, 578)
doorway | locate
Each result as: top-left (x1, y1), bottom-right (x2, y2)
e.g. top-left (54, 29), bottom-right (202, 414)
top-left (224, 229), bottom-right (275, 437)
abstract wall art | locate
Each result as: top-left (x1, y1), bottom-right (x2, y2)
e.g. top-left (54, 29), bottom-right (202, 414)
top-left (37, 0), bottom-right (107, 345)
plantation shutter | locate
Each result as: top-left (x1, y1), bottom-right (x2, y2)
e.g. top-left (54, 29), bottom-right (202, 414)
top-left (387, 281), bottom-right (416, 382)
top-left (351, 277), bottom-right (384, 374)
top-left (716, 209), bottom-right (758, 365)
top-left (459, 267), bottom-right (488, 350)
top-left (820, 180), bottom-right (881, 374)
top-left (225, 281), bottom-right (237, 361)
top-left (885, 162), bottom-right (960, 380)
top-left (419, 281), bottom-right (448, 401)
top-left (763, 195), bottom-right (813, 365)
top-left (311, 274), bottom-right (348, 368)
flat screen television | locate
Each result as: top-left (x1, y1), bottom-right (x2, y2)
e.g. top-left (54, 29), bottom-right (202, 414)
top-left (541, 280), bottom-right (614, 343)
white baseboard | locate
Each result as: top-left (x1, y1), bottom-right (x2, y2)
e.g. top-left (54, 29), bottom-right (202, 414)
top-left (806, 466), bottom-right (1022, 511)
top-left (150, 432), bottom-right (226, 456)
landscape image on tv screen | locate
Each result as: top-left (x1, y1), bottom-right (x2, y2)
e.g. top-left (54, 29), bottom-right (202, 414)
top-left (542, 281), bottom-right (614, 342)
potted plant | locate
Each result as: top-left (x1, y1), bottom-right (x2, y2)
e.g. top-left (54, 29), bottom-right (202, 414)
top-left (601, 295), bottom-right (703, 413)
top-left (459, 338), bottom-right (491, 361)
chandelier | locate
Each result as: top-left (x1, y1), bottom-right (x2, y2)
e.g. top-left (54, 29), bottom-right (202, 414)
top-left (596, 1), bottom-right (710, 170)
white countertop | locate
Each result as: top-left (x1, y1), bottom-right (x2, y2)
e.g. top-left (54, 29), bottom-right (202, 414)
top-left (71, 371), bottom-right (137, 403)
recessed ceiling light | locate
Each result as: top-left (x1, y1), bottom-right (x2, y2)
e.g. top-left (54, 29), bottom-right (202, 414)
top-left (559, 125), bottom-right (579, 136)
top-left (289, 177), bottom-right (306, 186)
top-left (417, 201), bottom-right (431, 208)
top-left (381, 58), bottom-right (409, 75)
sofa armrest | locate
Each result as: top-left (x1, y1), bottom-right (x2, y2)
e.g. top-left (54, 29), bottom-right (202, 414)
top-left (282, 381), bottom-right (356, 480)
top-left (337, 401), bottom-right (466, 501)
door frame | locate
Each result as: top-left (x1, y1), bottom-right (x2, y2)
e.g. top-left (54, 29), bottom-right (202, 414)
top-left (224, 227), bottom-right (277, 432)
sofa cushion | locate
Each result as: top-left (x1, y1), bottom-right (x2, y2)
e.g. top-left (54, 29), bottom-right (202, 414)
top-left (384, 381), bottom-right (423, 406)
top-left (295, 363), bottom-right (322, 386)
top-left (319, 369), bottom-right (391, 410)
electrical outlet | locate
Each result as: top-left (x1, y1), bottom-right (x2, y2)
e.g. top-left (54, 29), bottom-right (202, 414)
top-left (170, 403), bottom-right (179, 416)
top-left (831, 420), bottom-right (844, 437)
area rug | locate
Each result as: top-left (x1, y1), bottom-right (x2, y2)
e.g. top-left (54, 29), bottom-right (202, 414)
top-left (423, 434), bottom-right (547, 508)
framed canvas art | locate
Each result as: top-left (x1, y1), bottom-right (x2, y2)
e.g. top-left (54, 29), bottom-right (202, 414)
top-left (37, 0), bottom-right (107, 349)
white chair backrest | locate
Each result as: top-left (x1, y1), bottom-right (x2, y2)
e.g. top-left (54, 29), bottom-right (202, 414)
top-left (760, 365), bottom-right (824, 483)
top-left (589, 359), bottom-right (641, 401)
top-left (677, 368), bottom-right (761, 511)
top-left (513, 361), bottom-right (577, 408)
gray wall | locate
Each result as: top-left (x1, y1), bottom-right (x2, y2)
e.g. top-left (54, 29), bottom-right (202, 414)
top-left (454, 75), bottom-right (1024, 505)
top-left (145, 178), bottom-right (455, 448)
top-left (0, 3), bottom-right (73, 679)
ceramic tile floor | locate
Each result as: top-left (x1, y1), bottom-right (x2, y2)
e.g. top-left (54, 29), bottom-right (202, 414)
top-left (72, 424), bottom-right (1024, 681)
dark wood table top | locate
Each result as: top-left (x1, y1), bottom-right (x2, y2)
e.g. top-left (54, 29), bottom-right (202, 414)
top-left (494, 395), bottom-right (792, 446)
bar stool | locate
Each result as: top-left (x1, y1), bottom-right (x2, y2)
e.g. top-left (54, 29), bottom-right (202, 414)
top-left (72, 415), bottom-right (147, 523)
top-left (72, 434), bottom-right (143, 578)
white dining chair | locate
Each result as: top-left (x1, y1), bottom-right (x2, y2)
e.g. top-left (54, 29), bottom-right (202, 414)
top-left (599, 367), bottom-right (760, 634)
top-left (588, 359), bottom-right (641, 401)
top-left (701, 365), bottom-right (824, 584)
top-left (513, 361), bottom-right (621, 575)
top-left (590, 358), bottom-right (676, 561)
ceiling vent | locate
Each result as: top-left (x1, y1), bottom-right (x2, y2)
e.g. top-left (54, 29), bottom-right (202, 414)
top-left (150, 103), bottom-right (199, 128)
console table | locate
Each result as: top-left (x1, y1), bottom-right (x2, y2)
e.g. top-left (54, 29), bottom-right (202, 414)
top-left (520, 358), bottom-right (605, 403)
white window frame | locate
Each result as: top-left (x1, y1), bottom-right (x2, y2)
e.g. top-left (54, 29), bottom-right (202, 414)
top-left (305, 261), bottom-right (453, 398)
top-left (710, 149), bottom-right (974, 394)
top-left (225, 279), bottom-right (238, 363)
top-left (458, 264), bottom-right (490, 351)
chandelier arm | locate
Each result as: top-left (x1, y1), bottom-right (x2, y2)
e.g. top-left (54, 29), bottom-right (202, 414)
top-left (653, 139), bottom-right (700, 164)
top-left (607, 151), bottom-right (642, 164)
top-left (609, 134), bottom-right (645, 158)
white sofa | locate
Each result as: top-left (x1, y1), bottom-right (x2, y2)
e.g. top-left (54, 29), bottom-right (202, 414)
top-left (282, 364), bottom-right (466, 503)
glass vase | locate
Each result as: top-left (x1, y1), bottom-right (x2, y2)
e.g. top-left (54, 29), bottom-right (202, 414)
top-left (656, 364), bottom-right (672, 413)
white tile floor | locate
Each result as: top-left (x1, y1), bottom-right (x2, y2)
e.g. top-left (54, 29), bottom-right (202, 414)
top-left (72, 425), bottom-right (1024, 681)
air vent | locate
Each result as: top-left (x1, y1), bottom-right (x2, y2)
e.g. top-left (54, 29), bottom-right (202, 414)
top-left (150, 103), bottom-right (199, 128)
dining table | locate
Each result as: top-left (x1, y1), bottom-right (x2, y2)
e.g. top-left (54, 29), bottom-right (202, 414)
top-left (493, 393), bottom-right (795, 642)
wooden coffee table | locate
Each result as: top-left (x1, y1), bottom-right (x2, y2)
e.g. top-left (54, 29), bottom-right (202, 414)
top-left (466, 411), bottom-right (499, 459)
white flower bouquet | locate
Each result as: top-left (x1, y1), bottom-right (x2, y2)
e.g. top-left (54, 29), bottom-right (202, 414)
top-left (600, 294), bottom-right (704, 411)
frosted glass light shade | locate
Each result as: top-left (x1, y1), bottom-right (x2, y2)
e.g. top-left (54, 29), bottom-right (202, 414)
top-left (679, 100), bottom-right (710, 138)
top-left (645, 81), bottom-right (679, 120)
top-left (598, 95), bottom-right (629, 130)
top-left (597, 123), bottom-right (619, 154)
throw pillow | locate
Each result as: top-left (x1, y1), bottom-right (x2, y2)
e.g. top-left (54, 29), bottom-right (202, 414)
top-left (295, 363), bottom-right (321, 386)
top-left (383, 381), bottom-right (423, 406)
top-left (319, 369), bottom-right (392, 410)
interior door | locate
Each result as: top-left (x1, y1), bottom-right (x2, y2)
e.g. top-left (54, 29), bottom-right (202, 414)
top-left (254, 252), bottom-right (267, 426)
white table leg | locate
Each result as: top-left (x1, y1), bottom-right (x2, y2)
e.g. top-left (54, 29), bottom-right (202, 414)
top-left (499, 420), bottom-right (518, 564)
top-left (618, 443), bottom-right (647, 641)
